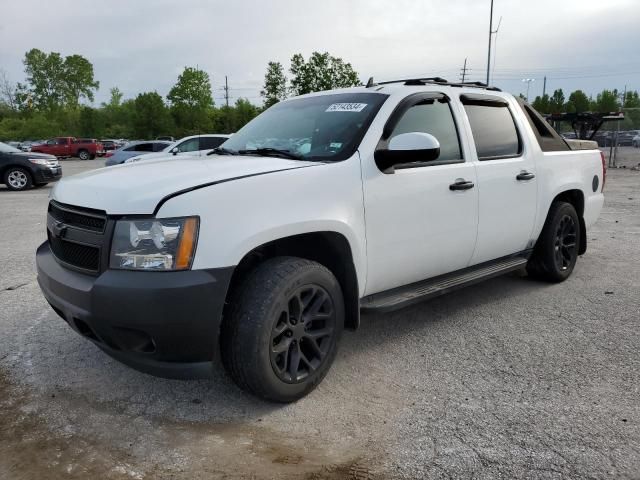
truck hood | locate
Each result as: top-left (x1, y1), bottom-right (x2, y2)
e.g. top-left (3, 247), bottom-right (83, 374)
top-left (51, 155), bottom-right (319, 214)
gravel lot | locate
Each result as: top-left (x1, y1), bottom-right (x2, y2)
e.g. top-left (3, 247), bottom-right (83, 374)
top-left (1, 151), bottom-right (639, 479)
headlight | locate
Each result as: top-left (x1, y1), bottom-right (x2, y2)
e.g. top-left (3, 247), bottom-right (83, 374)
top-left (29, 158), bottom-right (57, 166)
top-left (109, 217), bottom-right (199, 271)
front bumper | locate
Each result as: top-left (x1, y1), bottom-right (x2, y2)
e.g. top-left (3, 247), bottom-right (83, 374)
top-left (33, 165), bottom-right (62, 183)
top-left (36, 242), bottom-right (234, 379)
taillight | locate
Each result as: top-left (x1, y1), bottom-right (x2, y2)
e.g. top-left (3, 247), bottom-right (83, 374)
top-left (600, 151), bottom-right (606, 192)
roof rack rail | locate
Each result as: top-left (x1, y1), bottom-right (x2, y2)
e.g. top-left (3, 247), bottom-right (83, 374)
top-left (366, 76), bottom-right (501, 92)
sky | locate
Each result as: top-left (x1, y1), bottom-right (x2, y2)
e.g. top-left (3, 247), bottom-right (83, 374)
top-left (1, 0), bottom-right (639, 106)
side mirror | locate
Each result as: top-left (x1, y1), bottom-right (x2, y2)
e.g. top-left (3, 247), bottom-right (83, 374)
top-left (171, 147), bottom-right (179, 155)
top-left (374, 132), bottom-right (440, 173)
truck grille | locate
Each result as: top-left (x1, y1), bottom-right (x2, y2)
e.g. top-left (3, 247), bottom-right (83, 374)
top-left (48, 201), bottom-right (106, 232)
top-left (47, 201), bottom-right (109, 273)
top-left (48, 231), bottom-right (100, 272)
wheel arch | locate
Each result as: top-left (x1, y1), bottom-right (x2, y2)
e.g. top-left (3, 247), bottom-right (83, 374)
top-left (1, 164), bottom-right (33, 183)
top-left (549, 189), bottom-right (586, 255)
top-left (222, 231), bottom-right (361, 334)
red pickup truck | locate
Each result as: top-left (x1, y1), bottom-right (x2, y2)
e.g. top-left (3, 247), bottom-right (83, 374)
top-left (31, 137), bottom-right (104, 160)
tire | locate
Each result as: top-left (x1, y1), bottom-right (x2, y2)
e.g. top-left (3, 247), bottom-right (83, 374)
top-left (4, 167), bottom-right (33, 191)
top-left (221, 257), bottom-right (344, 402)
top-left (527, 201), bottom-right (581, 283)
top-left (77, 150), bottom-right (90, 161)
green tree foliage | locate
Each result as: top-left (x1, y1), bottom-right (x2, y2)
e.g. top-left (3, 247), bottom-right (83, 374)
top-left (592, 89), bottom-right (619, 113)
top-left (565, 90), bottom-right (590, 113)
top-left (261, 61), bottom-right (287, 108)
top-left (133, 92), bottom-right (174, 139)
top-left (549, 89), bottom-right (565, 113)
top-left (289, 52), bottom-right (360, 96)
top-left (167, 67), bottom-right (213, 109)
top-left (167, 67), bottom-right (213, 135)
top-left (531, 94), bottom-right (551, 113)
top-left (19, 49), bottom-right (98, 111)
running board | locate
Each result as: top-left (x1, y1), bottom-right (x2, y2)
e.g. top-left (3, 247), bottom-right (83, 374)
top-left (360, 256), bottom-right (529, 313)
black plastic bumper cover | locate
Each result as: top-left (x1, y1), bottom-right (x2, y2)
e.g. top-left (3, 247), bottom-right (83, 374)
top-left (36, 241), bottom-right (234, 379)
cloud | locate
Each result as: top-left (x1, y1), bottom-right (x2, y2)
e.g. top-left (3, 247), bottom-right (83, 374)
top-left (1, 0), bottom-right (639, 104)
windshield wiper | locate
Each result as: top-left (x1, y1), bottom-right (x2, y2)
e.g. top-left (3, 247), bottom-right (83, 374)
top-left (237, 148), bottom-right (303, 160)
top-left (207, 147), bottom-right (238, 156)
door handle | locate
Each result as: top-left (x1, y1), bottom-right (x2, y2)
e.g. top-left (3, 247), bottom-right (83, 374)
top-left (516, 171), bottom-right (535, 181)
top-left (449, 179), bottom-right (475, 191)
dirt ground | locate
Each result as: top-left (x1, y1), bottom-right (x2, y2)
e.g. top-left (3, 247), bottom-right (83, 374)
top-left (0, 149), bottom-right (639, 479)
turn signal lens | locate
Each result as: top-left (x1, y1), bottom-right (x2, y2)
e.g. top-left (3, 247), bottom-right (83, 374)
top-left (176, 217), bottom-right (198, 270)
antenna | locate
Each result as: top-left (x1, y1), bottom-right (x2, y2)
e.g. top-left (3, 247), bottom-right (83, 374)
top-left (366, 77), bottom-right (376, 88)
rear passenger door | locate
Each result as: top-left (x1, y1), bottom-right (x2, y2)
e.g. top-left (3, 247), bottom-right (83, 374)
top-left (461, 94), bottom-right (537, 265)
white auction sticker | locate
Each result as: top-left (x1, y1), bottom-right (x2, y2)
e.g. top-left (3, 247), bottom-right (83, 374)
top-left (325, 103), bottom-right (368, 113)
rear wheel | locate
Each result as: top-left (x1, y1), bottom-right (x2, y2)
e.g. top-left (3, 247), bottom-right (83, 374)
top-left (77, 150), bottom-right (90, 161)
top-left (221, 257), bottom-right (344, 402)
top-left (4, 167), bottom-right (33, 191)
top-left (527, 201), bottom-right (580, 282)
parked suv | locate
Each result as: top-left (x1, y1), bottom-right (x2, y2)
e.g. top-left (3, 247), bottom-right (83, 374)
top-left (37, 80), bottom-right (605, 402)
top-left (124, 134), bottom-right (231, 163)
top-left (1, 141), bottom-right (61, 190)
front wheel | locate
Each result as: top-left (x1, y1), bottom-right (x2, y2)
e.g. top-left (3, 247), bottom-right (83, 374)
top-left (221, 257), bottom-right (344, 402)
top-left (527, 201), bottom-right (581, 282)
top-left (4, 167), bottom-right (33, 191)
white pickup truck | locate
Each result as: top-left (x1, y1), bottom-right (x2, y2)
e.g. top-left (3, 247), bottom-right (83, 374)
top-left (36, 78), bottom-right (605, 402)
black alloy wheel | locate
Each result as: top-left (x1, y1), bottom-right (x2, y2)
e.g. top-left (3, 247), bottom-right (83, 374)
top-left (269, 284), bottom-right (336, 384)
top-left (553, 214), bottom-right (577, 272)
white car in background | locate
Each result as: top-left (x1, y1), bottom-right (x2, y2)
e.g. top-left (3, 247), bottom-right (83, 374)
top-left (125, 134), bottom-right (231, 163)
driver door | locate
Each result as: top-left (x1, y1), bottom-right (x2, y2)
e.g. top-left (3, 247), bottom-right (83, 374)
top-left (362, 93), bottom-right (479, 295)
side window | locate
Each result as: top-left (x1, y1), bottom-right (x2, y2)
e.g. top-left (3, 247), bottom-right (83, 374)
top-left (389, 99), bottom-right (462, 162)
top-left (176, 138), bottom-right (200, 152)
top-left (153, 142), bottom-right (170, 152)
top-left (200, 137), bottom-right (226, 150)
top-left (56, 138), bottom-right (67, 145)
top-left (47, 139), bottom-right (56, 145)
top-left (463, 103), bottom-right (521, 160)
top-left (133, 143), bottom-right (154, 152)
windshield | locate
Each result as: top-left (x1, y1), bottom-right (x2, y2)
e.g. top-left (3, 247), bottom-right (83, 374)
top-left (0, 142), bottom-right (22, 153)
top-left (221, 92), bottom-right (389, 161)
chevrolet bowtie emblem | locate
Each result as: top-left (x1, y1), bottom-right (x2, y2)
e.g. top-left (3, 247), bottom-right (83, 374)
top-left (51, 221), bottom-right (67, 239)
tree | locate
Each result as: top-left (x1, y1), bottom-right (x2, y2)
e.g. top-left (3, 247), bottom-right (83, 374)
top-left (62, 54), bottom-right (100, 106)
top-left (167, 67), bottom-right (213, 134)
top-left (532, 94), bottom-right (551, 113)
top-left (565, 90), bottom-right (590, 113)
top-left (0, 70), bottom-right (18, 111)
top-left (261, 61), bottom-right (287, 108)
top-left (133, 92), bottom-right (173, 139)
top-left (592, 89), bottom-right (619, 113)
top-left (105, 87), bottom-right (124, 108)
top-left (167, 67), bottom-right (213, 109)
top-left (289, 52), bottom-right (360, 96)
top-left (549, 89), bottom-right (565, 113)
top-left (20, 48), bottom-right (98, 110)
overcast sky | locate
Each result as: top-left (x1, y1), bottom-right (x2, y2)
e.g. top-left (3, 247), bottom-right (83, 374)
top-left (1, 0), bottom-right (639, 106)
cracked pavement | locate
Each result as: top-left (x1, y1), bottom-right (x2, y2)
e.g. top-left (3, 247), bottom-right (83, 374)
top-left (0, 152), bottom-right (639, 479)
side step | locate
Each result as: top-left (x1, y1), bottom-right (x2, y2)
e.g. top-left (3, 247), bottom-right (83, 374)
top-left (360, 256), bottom-right (529, 313)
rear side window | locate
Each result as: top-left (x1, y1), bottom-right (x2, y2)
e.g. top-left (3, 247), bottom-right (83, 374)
top-left (133, 143), bottom-right (155, 152)
top-left (388, 98), bottom-right (462, 162)
top-left (153, 142), bottom-right (170, 152)
top-left (200, 136), bottom-right (226, 150)
top-left (463, 102), bottom-right (521, 160)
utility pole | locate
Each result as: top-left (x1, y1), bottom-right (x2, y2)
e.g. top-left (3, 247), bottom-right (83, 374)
top-left (542, 76), bottom-right (547, 97)
top-left (224, 76), bottom-right (230, 108)
top-left (613, 84), bottom-right (627, 167)
top-left (486, 0), bottom-right (494, 85)
top-left (522, 78), bottom-right (535, 101)
top-left (460, 58), bottom-right (469, 83)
